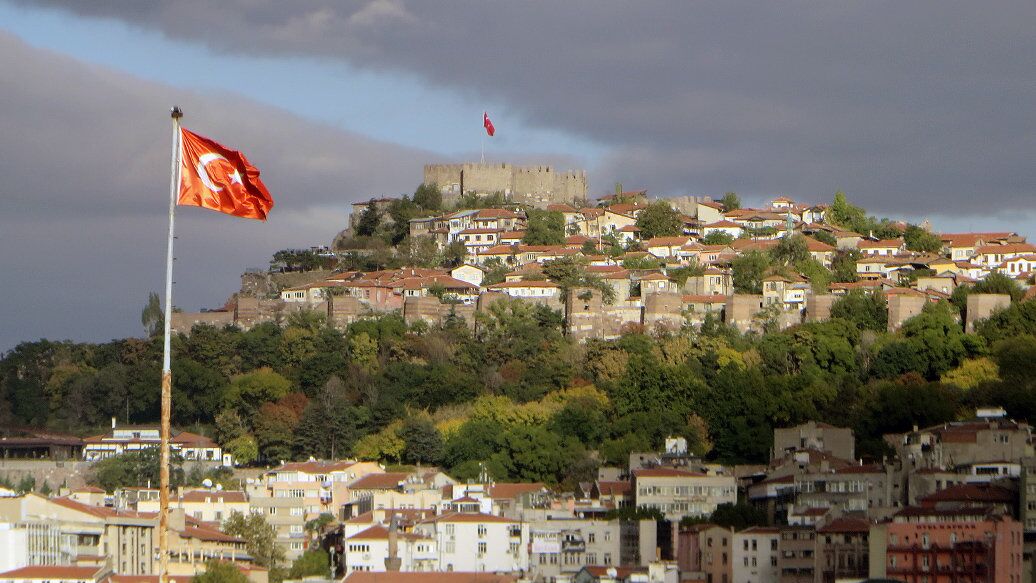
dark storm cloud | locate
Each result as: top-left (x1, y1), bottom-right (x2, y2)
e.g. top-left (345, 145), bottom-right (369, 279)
top-left (0, 31), bottom-right (435, 350)
top-left (13, 0), bottom-right (1036, 212)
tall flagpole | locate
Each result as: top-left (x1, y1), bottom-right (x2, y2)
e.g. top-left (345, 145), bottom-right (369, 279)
top-left (159, 106), bottom-right (183, 583)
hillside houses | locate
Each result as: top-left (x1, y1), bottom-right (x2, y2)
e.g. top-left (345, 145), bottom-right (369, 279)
top-left (7, 408), bottom-right (1036, 582)
top-left (176, 193), bottom-right (1036, 341)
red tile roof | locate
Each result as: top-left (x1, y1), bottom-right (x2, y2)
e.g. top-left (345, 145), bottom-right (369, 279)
top-left (0, 566), bottom-right (106, 580)
top-left (633, 468), bottom-right (706, 478)
top-left (273, 460), bottom-right (358, 474)
top-left (422, 511), bottom-right (518, 524)
top-left (646, 236), bottom-right (692, 247)
top-left (976, 243), bottom-right (1036, 255)
top-left (179, 490), bottom-right (246, 504)
top-left (487, 482), bottom-right (547, 500)
top-left (349, 472), bottom-right (410, 490)
top-left (858, 239), bottom-right (904, 249)
top-left (818, 517), bottom-right (871, 533)
top-left (344, 573), bottom-right (516, 583)
top-left (920, 483), bottom-right (1015, 506)
top-left (487, 281), bottom-right (560, 289)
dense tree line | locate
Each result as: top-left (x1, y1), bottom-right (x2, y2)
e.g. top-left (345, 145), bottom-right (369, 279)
top-left (6, 289), bottom-right (1036, 486)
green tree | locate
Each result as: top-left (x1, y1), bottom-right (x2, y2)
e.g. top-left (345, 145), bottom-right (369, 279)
top-left (770, 235), bottom-right (811, 266)
top-left (413, 182), bottom-right (442, 210)
top-left (223, 368), bottom-right (292, 421)
top-left (683, 502), bottom-right (767, 529)
top-left (214, 408), bottom-right (248, 445)
top-left (16, 475), bottom-right (36, 494)
top-left (700, 231), bottom-right (735, 246)
top-left (442, 240), bottom-right (468, 268)
top-left (720, 192), bottom-right (741, 212)
top-left (90, 449), bottom-right (185, 491)
top-left (542, 257), bottom-right (615, 304)
top-left (254, 395), bottom-right (307, 463)
top-left (974, 299), bottom-right (1036, 343)
top-left (831, 249), bottom-right (861, 283)
top-left (354, 421), bottom-right (405, 463)
top-left (193, 560), bottom-right (248, 583)
top-left (968, 272), bottom-right (1025, 302)
top-left (400, 416), bottom-right (445, 464)
top-left (288, 548), bottom-right (330, 579)
top-left (903, 224), bottom-right (943, 253)
top-left (831, 290), bottom-right (888, 332)
top-left (635, 201), bottom-right (683, 239)
top-left (812, 230), bottom-right (837, 247)
top-left (226, 435), bottom-right (258, 465)
top-left (941, 357), bottom-right (999, 390)
top-left (490, 424), bottom-right (587, 485)
top-left (897, 302), bottom-right (971, 379)
top-left (355, 200), bottom-right (382, 237)
top-left (223, 511), bottom-right (285, 568)
top-left (141, 292), bottom-right (163, 338)
top-left (523, 209), bottom-right (566, 245)
top-left (829, 191), bottom-right (868, 233)
top-left (481, 258), bottom-right (510, 286)
top-left (732, 250), bottom-right (770, 294)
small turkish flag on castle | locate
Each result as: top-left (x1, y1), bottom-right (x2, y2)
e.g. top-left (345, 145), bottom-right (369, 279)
top-left (178, 128), bottom-right (275, 220)
top-left (483, 112), bottom-right (495, 137)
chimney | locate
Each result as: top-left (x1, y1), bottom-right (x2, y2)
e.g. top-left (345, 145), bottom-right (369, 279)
top-left (111, 416), bottom-right (117, 430)
top-left (384, 514), bottom-right (402, 572)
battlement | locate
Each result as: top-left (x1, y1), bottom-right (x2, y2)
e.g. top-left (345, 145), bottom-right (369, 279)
top-left (423, 162), bottom-right (588, 208)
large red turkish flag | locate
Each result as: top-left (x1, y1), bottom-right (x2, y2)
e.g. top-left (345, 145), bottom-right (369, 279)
top-left (178, 128), bottom-right (274, 220)
top-left (483, 112), bottom-right (495, 137)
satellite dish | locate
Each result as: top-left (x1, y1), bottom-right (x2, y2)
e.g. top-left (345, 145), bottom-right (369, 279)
top-left (202, 479), bottom-right (213, 488)
top-left (215, 483), bottom-right (224, 491)
top-left (607, 568), bottom-right (618, 578)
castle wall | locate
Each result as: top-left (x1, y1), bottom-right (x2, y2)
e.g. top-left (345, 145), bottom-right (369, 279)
top-left (726, 295), bottom-right (765, 333)
top-left (805, 294), bottom-right (835, 323)
top-left (423, 163), bottom-right (587, 208)
top-left (887, 294), bottom-right (927, 332)
top-left (643, 293), bottom-right (685, 334)
top-left (965, 293), bottom-right (1011, 333)
top-left (170, 311), bottom-right (234, 334)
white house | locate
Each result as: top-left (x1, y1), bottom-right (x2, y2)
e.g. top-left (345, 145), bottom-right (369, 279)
top-left (342, 524), bottom-right (438, 574)
top-left (83, 422), bottom-right (227, 465)
top-left (451, 264), bottom-right (487, 287)
top-left (412, 512), bottom-right (528, 573)
top-left (732, 527), bottom-right (779, 583)
top-left (857, 239), bottom-right (905, 256)
top-left (486, 281), bottom-right (561, 301)
top-left (702, 220), bottom-right (744, 239)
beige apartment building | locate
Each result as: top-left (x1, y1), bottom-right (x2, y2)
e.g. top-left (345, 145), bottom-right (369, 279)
top-left (632, 468), bottom-right (737, 521)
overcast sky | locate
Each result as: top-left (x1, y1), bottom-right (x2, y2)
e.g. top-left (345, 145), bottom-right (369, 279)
top-left (1, 0), bottom-right (1034, 351)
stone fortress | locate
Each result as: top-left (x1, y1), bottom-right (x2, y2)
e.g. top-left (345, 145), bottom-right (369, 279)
top-left (423, 163), bottom-right (588, 207)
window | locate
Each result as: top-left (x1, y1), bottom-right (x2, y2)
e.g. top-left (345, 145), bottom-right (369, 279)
top-left (478, 525), bottom-right (487, 537)
top-left (604, 553), bottom-right (612, 565)
top-left (478, 542), bottom-right (487, 556)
